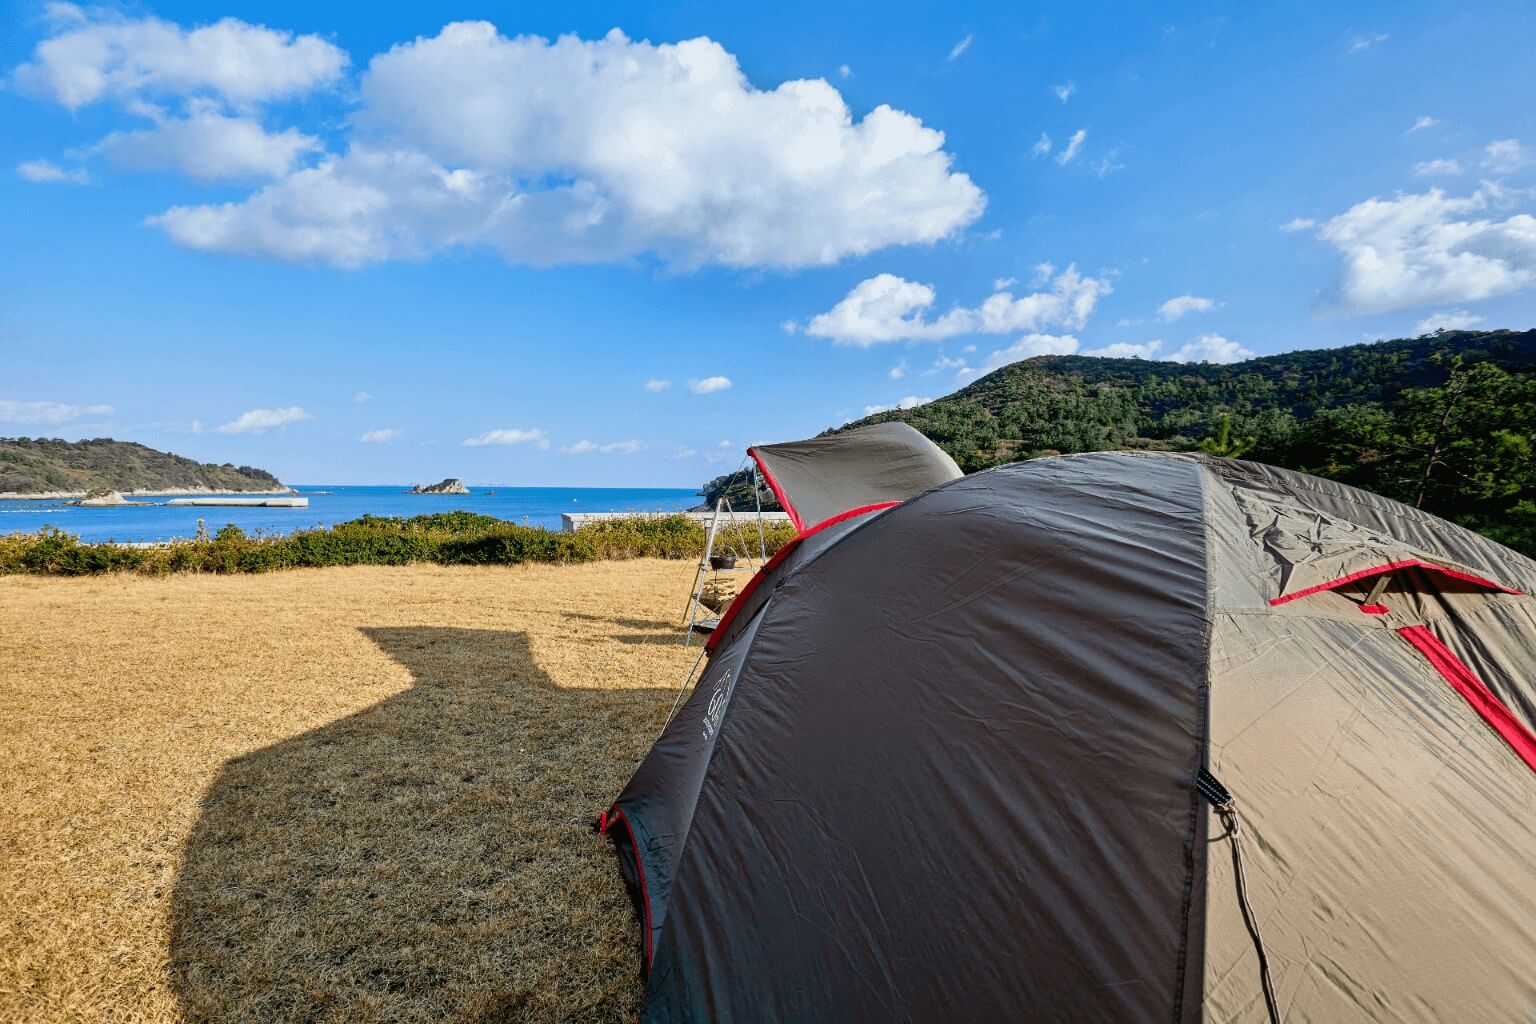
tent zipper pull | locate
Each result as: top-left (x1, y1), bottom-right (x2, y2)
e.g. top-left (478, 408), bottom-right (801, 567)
top-left (1196, 768), bottom-right (1282, 1024)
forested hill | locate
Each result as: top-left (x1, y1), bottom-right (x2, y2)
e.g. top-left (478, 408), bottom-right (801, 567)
top-left (0, 437), bottom-right (284, 496)
top-left (837, 328), bottom-right (1536, 555)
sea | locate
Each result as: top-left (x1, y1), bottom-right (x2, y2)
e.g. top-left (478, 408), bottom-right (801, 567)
top-left (0, 485), bottom-right (702, 544)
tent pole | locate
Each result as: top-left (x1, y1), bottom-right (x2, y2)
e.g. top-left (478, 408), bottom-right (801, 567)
top-left (753, 464), bottom-right (766, 563)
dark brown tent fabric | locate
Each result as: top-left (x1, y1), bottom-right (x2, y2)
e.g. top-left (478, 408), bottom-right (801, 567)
top-left (748, 421), bottom-right (962, 530)
top-left (604, 452), bottom-right (1536, 1022)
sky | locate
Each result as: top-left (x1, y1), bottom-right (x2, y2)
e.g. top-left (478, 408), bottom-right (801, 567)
top-left (3, 1), bottom-right (1534, 486)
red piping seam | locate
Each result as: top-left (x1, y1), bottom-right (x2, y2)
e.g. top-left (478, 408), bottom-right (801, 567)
top-left (1269, 559), bottom-right (1522, 606)
top-left (1359, 604), bottom-right (1390, 615)
top-left (704, 501), bottom-right (899, 652)
top-left (597, 810), bottom-right (610, 834)
top-left (607, 805), bottom-right (654, 969)
top-left (748, 448), bottom-right (804, 531)
top-left (1397, 625), bottom-right (1536, 776)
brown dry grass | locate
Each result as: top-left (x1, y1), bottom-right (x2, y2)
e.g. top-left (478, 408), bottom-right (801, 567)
top-left (0, 560), bottom-right (701, 1023)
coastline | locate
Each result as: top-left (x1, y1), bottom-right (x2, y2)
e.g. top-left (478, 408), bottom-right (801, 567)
top-left (0, 486), bottom-right (294, 501)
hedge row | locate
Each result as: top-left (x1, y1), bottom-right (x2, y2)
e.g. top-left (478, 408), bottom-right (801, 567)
top-left (0, 512), bottom-right (799, 576)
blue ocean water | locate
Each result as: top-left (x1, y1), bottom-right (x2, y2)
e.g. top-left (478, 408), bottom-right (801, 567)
top-left (0, 485), bottom-right (702, 544)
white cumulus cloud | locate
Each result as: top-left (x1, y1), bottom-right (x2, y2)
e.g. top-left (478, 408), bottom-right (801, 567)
top-left (359, 428), bottom-right (400, 442)
top-left (972, 333), bottom-right (1082, 374)
top-left (463, 428), bottom-right (549, 447)
top-left (805, 265), bottom-right (1109, 346)
top-left (11, 8), bottom-right (348, 110)
top-left (16, 159), bottom-right (89, 183)
top-left (0, 398), bottom-right (114, 423)
top-left (1414, 309), bottom-right (1485, 334)
top-left (1157, 294), bottom-right (1216, 321)
top-left (1167, 334), bottom-right (1254, 363)
top-left (1316, 185), bottom-right (1536, 314)
top-left (146, 23), bottom-right (984, 270)
top-left (563, 439), bottom-right (645, 454)
top-left (95, 107), bottom-right (319, 180)
top-left (689, 376), bottom-right (732, 394)
top-left (216, 406), bottom-right (311, 434)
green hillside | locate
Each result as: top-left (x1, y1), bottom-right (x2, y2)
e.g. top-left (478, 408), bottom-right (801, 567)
top-left (832, 328), bottom-right (1536, 556)
top-left (0, 437), bottom-right (283, 496)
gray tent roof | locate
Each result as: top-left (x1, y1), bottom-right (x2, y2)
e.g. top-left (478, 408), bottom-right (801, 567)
top-left (749, 421), bottom-right (962, 530)
top-left (606, 452), bottom-right (1536, 1022)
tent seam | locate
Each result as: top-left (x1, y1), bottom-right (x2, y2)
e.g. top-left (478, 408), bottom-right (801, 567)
top-left (1171, 458), bottom-right (1216, 1024)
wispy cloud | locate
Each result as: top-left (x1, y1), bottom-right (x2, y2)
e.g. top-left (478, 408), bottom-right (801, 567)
top-left (689, 376), bottom-right (732, 394)
top-left (947, 34), bottom-right (973, 61)
top-left (1482, 138), bottom-right (1529, 173)
top-left (563, 439), bottom-right (645, 455)
top-left (1408, 116), bottom-right (1439, 133)
top-left (1279, 217), bottom-right (1316, 232)
top-left (16, 159), bottom-right (88, 184)
top-left (837, 64), bottom-right (852, 79)
top-left (1031, 133), bottom-right (1053, 158)
top-left (1412, 158), bottom-right (1461, 176)
top-left (359, 428), bottom-right (400, 442)
top-left (353, 391), bottom-right (372, 403)
top-left (462, 428), bottom-right (549, 448)
top-left (1345, 32), bottom-right (1389, 54)
top-left (0, 398), bottom-right (114, 424)
top-left (1056, 129), bottom-right (1087, 166)
top-left (1051, 81), bottom-right (1076, 103)
top-left (216, 406), bottom-right (310, 434)
top-left (644, 378), bottom-right (671, 392)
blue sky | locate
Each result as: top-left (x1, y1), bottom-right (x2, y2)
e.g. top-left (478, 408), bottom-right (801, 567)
top-left (3, 1), bottom-right (1534, 486)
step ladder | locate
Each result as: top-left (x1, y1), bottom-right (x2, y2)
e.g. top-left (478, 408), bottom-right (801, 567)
top-left (683, 494), bottom-right (760, 645)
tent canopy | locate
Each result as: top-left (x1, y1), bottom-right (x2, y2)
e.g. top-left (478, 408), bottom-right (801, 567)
top-left (604, 452), bottom-right (1536, 1022)
top-left (748, 421), bottom-right (962, 531)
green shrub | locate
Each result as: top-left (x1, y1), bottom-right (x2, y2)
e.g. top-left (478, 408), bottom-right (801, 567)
top-left (0, 512), bottom-right (802, 577)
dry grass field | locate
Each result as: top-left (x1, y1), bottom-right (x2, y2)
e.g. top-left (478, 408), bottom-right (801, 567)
top-left (0, 560), bottom-right (704, 1023)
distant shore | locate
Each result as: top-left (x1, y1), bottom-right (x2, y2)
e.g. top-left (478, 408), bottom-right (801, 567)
top-left (0, 487), bottom-right (295, 501)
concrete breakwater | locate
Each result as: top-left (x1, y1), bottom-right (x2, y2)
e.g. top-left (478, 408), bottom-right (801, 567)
top-left (164, 497), bottom-right (310, 508)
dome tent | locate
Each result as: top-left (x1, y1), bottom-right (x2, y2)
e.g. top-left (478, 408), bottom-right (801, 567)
top-left (602, 452), bottom-right (1536, 1022)
top-left (748, 421), bottom-right (962, 531)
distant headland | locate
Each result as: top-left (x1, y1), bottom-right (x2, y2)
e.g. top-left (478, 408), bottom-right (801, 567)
top-left (0, 437), bottom-right (288, 499)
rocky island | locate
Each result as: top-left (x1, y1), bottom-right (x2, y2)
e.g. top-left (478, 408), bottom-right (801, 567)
top-left (410, 478), bottom-right (470, 494)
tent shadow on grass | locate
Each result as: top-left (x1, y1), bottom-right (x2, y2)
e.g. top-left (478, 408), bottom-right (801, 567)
top-left (170, 626), bottom-right (656, 1024)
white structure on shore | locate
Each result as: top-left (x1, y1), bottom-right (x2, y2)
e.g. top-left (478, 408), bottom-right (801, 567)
top-left (561, 510), bottom-right (792, 533)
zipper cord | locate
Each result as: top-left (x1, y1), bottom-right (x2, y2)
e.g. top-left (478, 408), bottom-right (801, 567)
top-left (1196, 769), bottom-right (1281, 1023)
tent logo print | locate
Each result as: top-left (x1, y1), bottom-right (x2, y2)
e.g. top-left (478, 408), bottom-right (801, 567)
top-left (702, 670), bottom-right (735, 741)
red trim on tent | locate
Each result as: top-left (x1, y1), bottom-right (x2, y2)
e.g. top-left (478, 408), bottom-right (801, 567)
top-left (608, 805), bottom-right (655, 968)
top-left (704, 501), bottom-right (899, 653)
top-left (1359, 604), bottom-right (1390, 615)
top-left (1268, 559), bottom-right (1522, 606)
top-left (748, 447), bottom-right (804, 531)
top-left (1398, 624), bottom-right (1536, 776)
